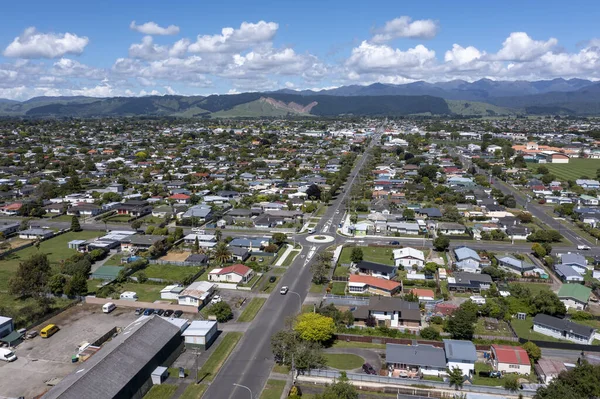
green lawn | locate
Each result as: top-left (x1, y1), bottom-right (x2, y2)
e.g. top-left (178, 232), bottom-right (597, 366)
top-left (167, 367), bottom-right (190, 377)
top-left (0, 293), bottom-right (74, 328)
top-left (511, 282), bottom-right (551, 295)
top-left (0, 230), bottom-right (103, 291)
top-left (338, 246), bottom-right (394, 266)
top-left (259, 379), bottom-right (287, 399)
top-left (332, 340), bottom-right (386, 350)
top-left (272, 364), bottom-right (290, 374)
top-left (527, 158), bottom-right (600, 181)
top-left (280, 250), bottom-right (300, 267)
top-left (118, 282), bottom-right (165, 303)
top-left (103, 253), bottom-right (125, 266)
top-left (511, 318), bottom-right (566, 342)
top-left (197, 332), bottom-right (243, 382)
top-left (334, 266), bottom-right (349, 277)
top-left (133, 264), bottom-right (202, 282)
top-left (310, 283), bottom-right (324, 293)
top-left (324, 353), bottom-right (364, 370)
top-left (104, 214), bottom-right (132, 223)
top-left (271, 267), bottom-right (286, 274)
top-left (331, 282), bottom-right (346, 295)
top-left (472, 362), bottom-right (503, 387)
top-left (179, 384), bottom-right (208, 399)
top-left (238, 273), bottom-right (261, 288)
top-left (237, 298), bottom-right (266, 322)
top-left (143, 384), bottom-right (177, 399)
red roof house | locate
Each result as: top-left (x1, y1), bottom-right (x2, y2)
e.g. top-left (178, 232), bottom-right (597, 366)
top-left (490, 345), bottom-right (531, 375)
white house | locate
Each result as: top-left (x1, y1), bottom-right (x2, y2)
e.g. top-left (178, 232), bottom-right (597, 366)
top-left (177, 281), bottom-right (216, 307)
top-left (453, 247), bottom-right (481, 273)
top-left (19, 228), bottom-right (54, 240)
top-left (120, 291), bottom-right (138, 300)
top-left (533, 314), bottom-right (595, 345)
top-left (160, 284), bottom-right (184, 300)
top-left (393, 247), bottom-right (425, 269)
top-left (208, 264), bottom-right (253, 284)
top-left (491, 345), bottom-right (531, 375)
top-left (444, 340), bottom-right (477, 376)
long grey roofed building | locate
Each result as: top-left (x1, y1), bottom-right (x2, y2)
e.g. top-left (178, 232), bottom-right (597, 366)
top-left (385, 343), bottom-right (447, 368)
top-left (44, 316), bottom-right (182, 399)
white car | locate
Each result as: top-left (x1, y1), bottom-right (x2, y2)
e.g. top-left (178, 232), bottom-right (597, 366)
top-left (280, 286), bottom-right (289, 295)
top-left (577, 245), bottom-right (591, 250)
top-left (210, 295), bottom-right (222, 304)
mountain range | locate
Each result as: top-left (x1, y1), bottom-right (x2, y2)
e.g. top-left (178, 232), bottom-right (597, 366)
top-left (1, 78), bottom-right (600, 118)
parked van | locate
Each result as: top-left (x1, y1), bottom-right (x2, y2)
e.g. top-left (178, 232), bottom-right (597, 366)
top-left (308, 227), bottom-right (316, 234)
top-left (40, 324), bottom-right (59, 338)
top-left (0, 348), bottom-right (17, 362)
top-left (102, 302), bottom-right (116, 314)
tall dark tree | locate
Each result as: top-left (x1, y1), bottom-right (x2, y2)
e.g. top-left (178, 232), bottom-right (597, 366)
top-left (9, 253), bottom-right (52, 298)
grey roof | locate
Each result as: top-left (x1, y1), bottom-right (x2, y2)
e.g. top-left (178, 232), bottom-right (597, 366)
top-left (443, 339), bottom-right (477, 363)
top-left (533, 313), bottom-right (595, 339)
top-left (357, 261), bottom-right (396, 274)
top-left (44, 316), bottom-right (180, 399)
top-left (353, 297), bottom-right (420, 322)
top-left (386, 344), bottom-right (447, 368)
top-left (121, 234), bottom-right (166, 246)
top-left (554, 265), bottom-right (583, 279)
top-left (497, 256), bottom-right (535, 272)
top-left (560, 253), bottom-right (587, 267)
top-left (454, 246), bottom-right (481, 262)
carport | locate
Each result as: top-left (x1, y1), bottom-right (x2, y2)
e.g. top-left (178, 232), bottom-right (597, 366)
top-left (0, 330), bottom-right (23, 348)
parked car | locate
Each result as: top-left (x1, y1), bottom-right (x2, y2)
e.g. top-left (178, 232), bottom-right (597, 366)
top-left (135, 308), bottom-right (144, 315)
top-left (211, 295), bottom-right (222, 304)
top-left (143, 309), bottom-right (154, 316)
top-left (269, 276), bottom-right (277, 283)
top-left (389, 241), bottom-right (400, 245)
top-left (164, 310), bottom-right (174, 317)
top-left (153, 309), bottom-right (161, 315)
top-left (578, 245), bottom-right (591, 250)
top-left (362, 363), bottom-right (376, 374)
top-left (173, 310), bottom-right (183, 318)
top-left (156, 309), bottom-right (165, 316)
top-left (25, 331), bottom-right (38, 339)
top-left (280, 286), bottom-right (289, 295)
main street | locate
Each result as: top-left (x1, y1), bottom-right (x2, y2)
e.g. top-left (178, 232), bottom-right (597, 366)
top-left (201, 128), bottom-right (380, 399)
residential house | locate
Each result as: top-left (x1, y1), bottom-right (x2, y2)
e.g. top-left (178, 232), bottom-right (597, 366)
top-left (558, 284), bottom-right (592, 310)
top-left (229, 237), bottom-right (267, 252)
top-left (208, 264), bottom-right (254, 284)
top-left (410, 288), bottom-right (435, 301)
top-left (160, 284), bottom-right (184, 300)
top-left (0, 222), bottom-right (20, 237)
top-left (386, 344), bottom-right (447, 378)
top-left (386, 221), bottom-right (420, 235)
top-left (444, 339), bottom-right (477, 376)
top-left (348, 274), bottom-right (401, 296)
top-left (490, 345), bottom-right (531, 375)
top-left (559, 253), bottom-right (589, 273)
top-left (437, 222), bottom-right (467, 235)
top-left (579, 195), bottom-right (599, 206)
top-left (169, 193), bottom-right (191, 204)
top-left (447, 272), bottom-right (492, 292)
top-left (576, 179), bottom-right (600, 190)
top-left (393, 247), bottom-right (425, 269)
top-left (182, 204), bottom-right (213, 221)
top-left (0, 203), bottom-right (22, 215)
top-left (506, 225), bottom-right (531, 240)
top-left (120, 235), bottom-right (167, 252)
top-left (230, 246), bottom-right (250, 262)
top-left (554, 265), bottom-right (584, 282)
top-left (181, 320), bottom-right (218, 350)
top-left (116, 200), bottom-right (151, 217)
top-left (19, 228), bottom-right (54, 240)
top-left (67, 203), bottom-right (102, 217)
top-left (352, 297), bottom-right (421, 329)
top-left (177, 281), bottom-right (216, 307)
top-left (535, 359), bottom-right (567, 384)
top-left (533, 314), bottom-right (596, 345)
top-left (416, 208), bottom-right (442, 219)
top-left (496, 255), bottom-right (535, 275)
top-left (453, 247), bottom-right (481, 273)
top-left (356, 261), bottom-right (397, 280)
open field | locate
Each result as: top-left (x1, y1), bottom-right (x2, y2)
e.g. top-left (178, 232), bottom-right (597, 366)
top-left (324, 353), bottom-right (364, 370)
top-left (237, 297), bottom-right (266, 322)
top-left (474, 318), bottom-right (514, 337)
top-left (197, 332), bottom-right (243, 382)
top-left (259, 379), bottom-right (287, 399)
top-left (118, 282), bottom-right (165, 302)
top-left (338, 246), bottom-right (395, 266)
top-left (159, 250), bottom-right (192, 262)
top-left (0, 230), bottom-right (103, 292)
top-left (527, 158), bottom-right (600, 181)
top-left (133, 264), bottom-right (202, 282)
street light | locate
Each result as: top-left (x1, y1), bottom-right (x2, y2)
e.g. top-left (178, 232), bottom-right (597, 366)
top-left (232, 383), bottom-right (253, 399)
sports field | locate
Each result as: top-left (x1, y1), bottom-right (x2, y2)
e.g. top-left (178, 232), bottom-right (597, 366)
top-left (527, 158), bottom-right (600, 181)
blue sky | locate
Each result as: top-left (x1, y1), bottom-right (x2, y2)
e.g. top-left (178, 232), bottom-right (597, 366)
top-left (1, 0), bottom-right (599, 99)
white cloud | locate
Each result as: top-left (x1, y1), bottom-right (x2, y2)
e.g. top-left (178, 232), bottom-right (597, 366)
top-left (444, 44), bottom-right (485, 66)
top-left (495, 32), bottom-right (557, 61)
top-left (371, 16), bottom-right (439, 43)
top-left (130, 21), bottom-right (180, 36)
top-left (51, 58), bottom-right (105, 79)
top-left (188, 21), bottom-right (278, 53)
top-left (3, 27), bottom-right (89, 59)
top-left (346, 41), bottom-right (435, 74)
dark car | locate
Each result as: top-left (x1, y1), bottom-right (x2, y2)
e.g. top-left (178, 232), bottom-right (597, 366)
top-left (362, 363), bottom-right (376, 375)
top-left (143, 308), bottom-right (154, 316)
top-left (490, 371), bottom-right (502, 378)
top-left (389, 241), bottom-right (400, 245)
top-left (153, 309), bottom-right (161, 315)
top-left (269, 276), bottom-right (277, 283)
top-left (173, 310), bottom-right (183, 318)
top-left (156, 309), bottom-right (165, 316)
top-left (164, 310), bottom-right (174, 317)
top-left (135, 308), bottom-right (144, 315)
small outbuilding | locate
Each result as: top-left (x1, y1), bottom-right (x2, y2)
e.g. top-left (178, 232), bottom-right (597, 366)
top-left (181, 320), bottom-right (218, 350)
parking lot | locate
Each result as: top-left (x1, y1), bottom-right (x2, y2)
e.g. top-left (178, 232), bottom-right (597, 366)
top-left (0, 303), bottom-right (140, 399)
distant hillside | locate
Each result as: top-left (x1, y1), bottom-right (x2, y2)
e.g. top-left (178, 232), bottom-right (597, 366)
top-left (446, 100), bottom-right (518, 116)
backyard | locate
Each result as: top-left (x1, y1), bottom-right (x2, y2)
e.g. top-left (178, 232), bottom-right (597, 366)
top-left (474, 318), bottom-right (515, 337)
top-left (323, 353), bottom-right (364, 370)
top-left (338, 246), bottom-right (395, 266)
top-left (132, 264), bottom-right (203, 282)
top-left (117, 282), bottom-right (165, 302)
top-left (527, 158), bottom-right (600, 181)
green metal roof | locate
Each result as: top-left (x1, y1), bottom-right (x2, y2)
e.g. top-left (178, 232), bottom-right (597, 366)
top-left (0, 330), bottom-right (22, 345)
top-left (557, 283), bottom-right (592, 303)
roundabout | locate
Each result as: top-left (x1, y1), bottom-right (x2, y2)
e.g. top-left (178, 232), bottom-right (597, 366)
top-left (305, 234), bottom-right (335, 243)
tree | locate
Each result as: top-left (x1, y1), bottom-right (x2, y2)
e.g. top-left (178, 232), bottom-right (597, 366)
top-left (9, 253), bottom-right (52, 298)
top-left (531, 290), bottom-right (566, 316)
top-left (210, 302), bottom-right (233, 322)
top-left (523, 341), bottom-right (541, 363)
top-left (271, 330), bottom-right (299, 366)
top-left (64, 272), bottom-right (88, 297)
top-left (534, 362), bottom-right (600, 399)
top-left (294, 340), bottom-right (326, 372)
top-left (315, 372), bottom-right (358, 399)
top-left (446, 309), bottom-right (475, 340)
top-left (306, 184), bottom-right (321, 200)
top-left (491, 165), bottom-right (503, 177)
top-left (310, 261), bottom-right (328, 285)
top-left (420, 326), bottom-right (440, 340)
top-left (350, 247), bottom-right (363, 263)
top-left (214, 229), bottom-right (222, 242)
top-left (48, 274), bottom-right (67, 296)
top-left (193, 236), bottom-right (200, 253)
top-left (294, 313), bottom-right (335, 342)
top-left (365, 314), bottom-right (377, 327)
top-left (402, 208), bottom-right (415, 220)
top-left (213, 242), bottom-right (232, 264)
top-left (70, 216), bottom-right (82, 232)
top-left (502, 195), bottom-right (517, 208)
top-left (130, 220), bottom-right (143, 230)
top-left (433, 235), bottom-right (450, 252)
top-left (503, 374), bottom-right (519, 391)
top-left (136, 271), bottom-right (148, 283)
top-left (447, 366), bottom-right (464, 390)
top-left (531, 243), bottom-right (547, 258)
top-left (271, 232), bottom-right (287, 246)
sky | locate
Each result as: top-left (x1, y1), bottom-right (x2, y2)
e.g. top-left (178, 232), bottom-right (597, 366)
top-left (1, 0), bottom-right (600, 100)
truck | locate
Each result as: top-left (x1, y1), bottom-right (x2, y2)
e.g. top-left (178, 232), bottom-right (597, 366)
top-left (0, 348), bottom-right (17, 362)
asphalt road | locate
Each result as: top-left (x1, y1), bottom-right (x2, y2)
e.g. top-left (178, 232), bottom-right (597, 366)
top-left (202, 130), bottom-right (380, 399)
